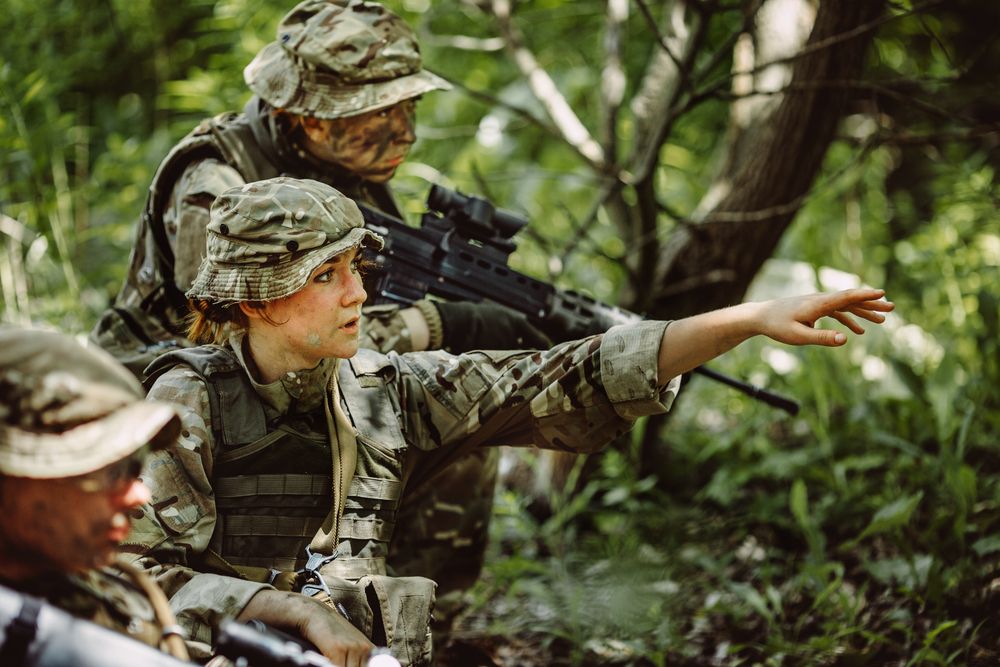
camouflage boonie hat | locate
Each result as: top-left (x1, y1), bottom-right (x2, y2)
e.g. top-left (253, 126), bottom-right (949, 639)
top-left (186, 177), bottom-right (384, 303)
top-left (244, 0), bottom-right (451, 119)
top-left (0, 327), bottom-right (180, 479)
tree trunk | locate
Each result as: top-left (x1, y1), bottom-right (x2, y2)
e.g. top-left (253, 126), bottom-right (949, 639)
top-left (650, 0), bottom-right (886, 319)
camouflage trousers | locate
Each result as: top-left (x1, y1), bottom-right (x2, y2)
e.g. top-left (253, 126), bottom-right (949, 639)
top-left (389, 447), bottom-right (499, 629)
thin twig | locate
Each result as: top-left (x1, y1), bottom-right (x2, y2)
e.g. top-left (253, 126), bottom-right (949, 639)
top-left (710, 78), bottom-right (982, 126)
top-left (432, 70), bottom-right (557, 135)
top-left (692, 0), bottom-right (947, 105)
top-left (634, 0), bottom-right (686, 78)
top-left (489, 0), bottom-right (607, 170)
top-left (600, 0), bottom-right (628, 162)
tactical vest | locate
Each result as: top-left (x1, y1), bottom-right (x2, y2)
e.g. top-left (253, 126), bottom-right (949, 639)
top-left (144, 346), bottom-right (407, 579)
top-left (121, 113), bottom-right (283, 333)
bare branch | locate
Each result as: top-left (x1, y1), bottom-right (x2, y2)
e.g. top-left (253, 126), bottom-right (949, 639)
top-left (692, 0), bottom-right (766, 91)
top-left (423, 34), bottom-right (506, 51)
top-left (600, 0), bottom-right (628, 160)
top-left (853, 126), bottom-right (1000, 147)
top-left (489, 0), bottom-right (607, 170)
top-left (433, 71), bottom-right (558, 135)
top-left (634, 0), bottom-right (687, 79)
top-left (692, 0), bottom-right (946, 105)
top-left (653, 1), bottom-right (887, 317)
top-left (627, 1), bottom-right (710, 182)
top-left (712, 78), bottom-right (984, 126)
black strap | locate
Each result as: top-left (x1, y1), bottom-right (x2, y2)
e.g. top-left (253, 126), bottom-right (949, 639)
top-left (0, 595), bottom-right (42, 666)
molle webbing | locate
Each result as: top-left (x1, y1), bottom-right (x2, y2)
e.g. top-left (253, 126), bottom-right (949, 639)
top-left (215, 473), bottom-right (329, 498)
top-left (218, 514), bottom-right (394, 542)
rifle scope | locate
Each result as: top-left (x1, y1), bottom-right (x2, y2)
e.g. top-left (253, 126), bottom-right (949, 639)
top-left (426, 184), bottom-right (528, 240)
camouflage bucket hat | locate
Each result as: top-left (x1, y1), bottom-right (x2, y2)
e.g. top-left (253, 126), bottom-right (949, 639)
top-left (0, 327), bottom-right (180, 479)
top-left (244, 0), bottom-right (451, 119)
top-left (186, 176), bottom-right (384, 303)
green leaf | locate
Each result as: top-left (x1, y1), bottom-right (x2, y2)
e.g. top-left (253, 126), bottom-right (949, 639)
top-left (858, 492), bottom-right (923, 540)
top-left (972, 535), bottom-right (1000, 556)
top-left (790, 479), bottom-right (810, 531)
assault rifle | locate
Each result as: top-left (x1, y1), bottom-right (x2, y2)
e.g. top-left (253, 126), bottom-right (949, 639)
top-left (360, 185), bottom-right (799, 415)
top-left (0, 583), bottom-right (189, 667)
top-left (0, 584), bottom-right (398, 667)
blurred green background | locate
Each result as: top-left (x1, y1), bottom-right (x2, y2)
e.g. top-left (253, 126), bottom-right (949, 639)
top-left (1, 1), bottom-right (997, 664)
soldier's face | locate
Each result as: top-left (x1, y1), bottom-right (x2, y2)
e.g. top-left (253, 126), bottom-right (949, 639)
top-left (247, 248), bottom-right (368, 371)
top-left (0, 457), bottom-right (152, 576)
top-left (298, 99), bottom-right (418, 183)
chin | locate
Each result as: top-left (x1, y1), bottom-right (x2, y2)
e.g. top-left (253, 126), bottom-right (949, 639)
top-left (363, 169), bottom-right (396, 184)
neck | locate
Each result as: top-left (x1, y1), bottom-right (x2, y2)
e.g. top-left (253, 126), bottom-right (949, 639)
top-left (0, 537), bottom-right (58, 582)
top-left (244, 332), bottom-right (319, 384)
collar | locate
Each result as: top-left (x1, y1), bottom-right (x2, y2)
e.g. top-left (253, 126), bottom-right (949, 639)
top-left (228, 333), bottom-right (337, 417)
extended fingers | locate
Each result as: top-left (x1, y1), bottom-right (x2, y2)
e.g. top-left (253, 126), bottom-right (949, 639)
top-left (823, 288), bottom-right (887, 311)
top-left (830, 310), bottom-right (865, 334)
top-left (844, 304), bottom-right (887, 324)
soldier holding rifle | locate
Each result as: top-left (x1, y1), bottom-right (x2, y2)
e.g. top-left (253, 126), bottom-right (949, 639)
top-left (0, 327), bottom-right (187, 660)
top-left (90, 0), bottom-right (548, 626)
top-left (128, 177), bottom-right (894, 666)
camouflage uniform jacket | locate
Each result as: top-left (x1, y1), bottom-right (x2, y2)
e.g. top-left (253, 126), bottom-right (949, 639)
top-left (91, 96), bottom-right (420, 377)
top-left (4, 568), bottom-right (163, 648)
top-left (126, 321), bottom-right (679, 655)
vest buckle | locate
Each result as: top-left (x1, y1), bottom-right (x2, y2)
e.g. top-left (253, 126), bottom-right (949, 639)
top-left (297, 547), bottom-right (340, 599)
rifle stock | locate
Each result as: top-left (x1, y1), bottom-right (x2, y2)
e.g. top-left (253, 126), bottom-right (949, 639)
top-left (359, 188), bottom-right (799, 416)
top-left (0, 583), bottom-right (190, 667)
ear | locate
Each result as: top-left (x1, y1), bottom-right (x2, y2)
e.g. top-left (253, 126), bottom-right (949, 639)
top-left (300, 115), bottom-right (322, 128)
top-left (239, 301), bottom-right (267, 321)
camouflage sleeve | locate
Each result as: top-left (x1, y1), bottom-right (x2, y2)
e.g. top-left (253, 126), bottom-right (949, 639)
top-left (164, 158), bottom-right (246, 292)
top-left (393, 320), bottom-right (681, 454)
top-left (124, 366), bottom-right (269, 647)
top-left (360, 300), bottom-right (443, 354)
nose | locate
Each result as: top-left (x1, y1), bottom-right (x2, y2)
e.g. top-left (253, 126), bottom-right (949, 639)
top-left (117, 478), bottom-right (152, 508)
top-left (342, 271), bottom-right (368, 307)
top-left (392, 107), bottom-right (416, 145)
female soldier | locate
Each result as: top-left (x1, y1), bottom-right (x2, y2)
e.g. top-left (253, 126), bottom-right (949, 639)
top-left (128, 177), bottom-right (893, 667)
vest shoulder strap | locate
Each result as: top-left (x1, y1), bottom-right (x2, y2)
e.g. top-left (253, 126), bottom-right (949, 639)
top-left (144, 345), bottom-right (267, 448)
top-left (208, 114), bottom-right (282, 183)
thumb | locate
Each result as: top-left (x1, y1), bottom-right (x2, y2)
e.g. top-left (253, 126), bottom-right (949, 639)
top-left (808, 327), bottom-right (847, 347)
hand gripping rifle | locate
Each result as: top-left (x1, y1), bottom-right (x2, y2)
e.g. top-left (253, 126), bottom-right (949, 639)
top-left (360, 185), bottom-right (799, 415)
top-left (216, 620), bottom-right (400, 667)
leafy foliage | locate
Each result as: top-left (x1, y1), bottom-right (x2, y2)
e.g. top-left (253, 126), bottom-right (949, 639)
top-left (1, 0), bottom-right (997, 665)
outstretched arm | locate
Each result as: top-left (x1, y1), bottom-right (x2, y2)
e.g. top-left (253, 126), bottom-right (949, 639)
top-left (657, 288), bottom-right (894, 381)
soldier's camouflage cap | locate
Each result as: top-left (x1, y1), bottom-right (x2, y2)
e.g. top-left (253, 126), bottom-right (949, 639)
top-left (0, 327), bottom-right (180, 479)
top-left (245, 0), bottom-right (451, 119)
top-left (186, 177), bottom-right (384, 303)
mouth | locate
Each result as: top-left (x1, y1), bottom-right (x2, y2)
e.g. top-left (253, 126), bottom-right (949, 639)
top-left (380, 156), bottom-right (406, 170)
top-left (339, 315), bottom-right (361, 334)
top-left (107, 513), bottom-right (130, 543)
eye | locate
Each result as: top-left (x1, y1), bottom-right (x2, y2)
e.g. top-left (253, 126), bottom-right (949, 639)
top-left (314, 268), bottom-right (335, 283)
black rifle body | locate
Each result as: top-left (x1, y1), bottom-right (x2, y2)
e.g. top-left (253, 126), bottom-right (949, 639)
top-left (0, 583), bottom-right (190, 667)
top-left (359, 187), bottom-right (798, 415)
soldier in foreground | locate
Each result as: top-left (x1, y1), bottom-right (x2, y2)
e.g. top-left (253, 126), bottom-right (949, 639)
top-left (91, 0), bottom-right (546, 372)
top-left (128, 177), bottom-right (894, 666)
top-left (0, 326), bottom-right (188, 659)
top-left (90, 0), bottom-right (545, 624)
